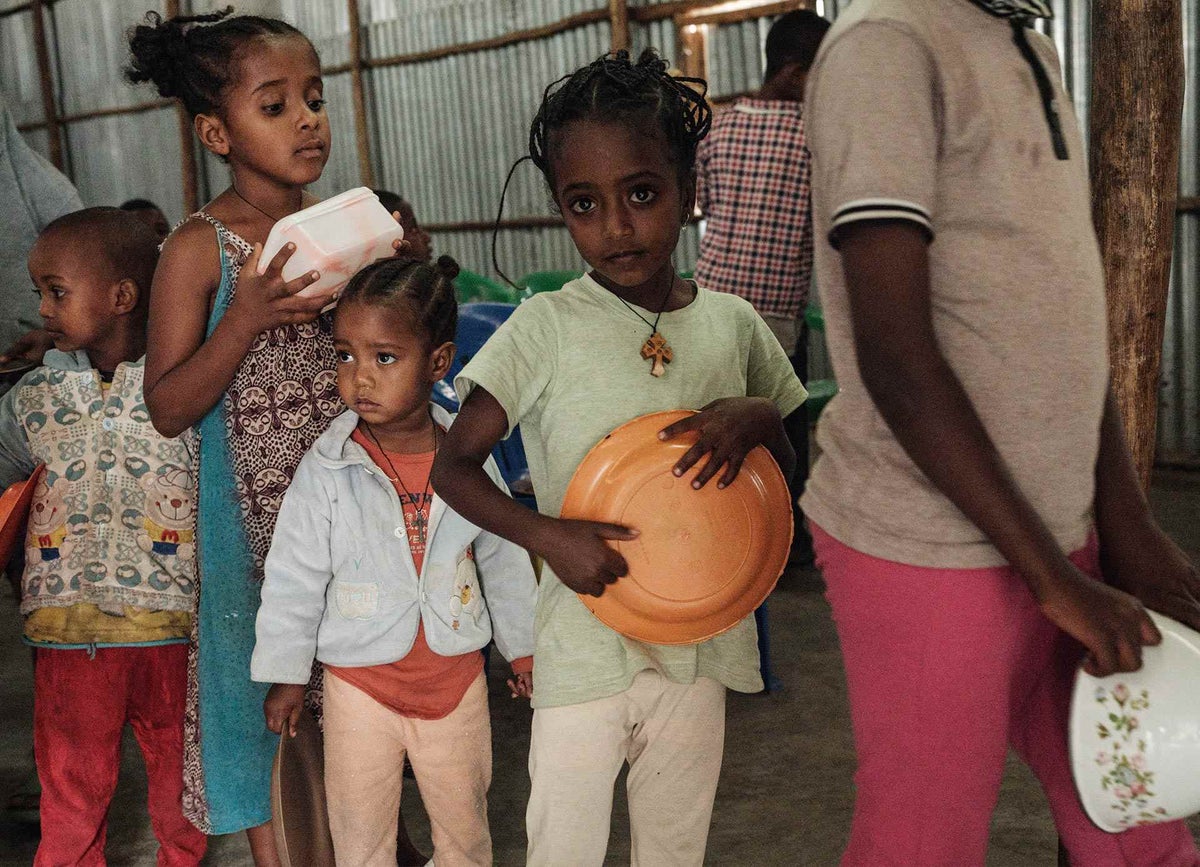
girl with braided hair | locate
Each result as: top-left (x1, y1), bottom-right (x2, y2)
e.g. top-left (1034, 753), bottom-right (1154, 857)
top-left (434, 49), bottom-right (807, 865)
top-left (125, 7), bottom-right (407, 862)
top-left (251, 254), bottom-right (537, 867)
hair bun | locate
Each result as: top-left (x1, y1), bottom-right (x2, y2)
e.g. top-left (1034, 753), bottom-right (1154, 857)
top-left (635, 48), bottom-right (669, 76)
top-left (434, 255), bottom-right (460, 282)
top-left (124, 6), bottom-right (234, 110)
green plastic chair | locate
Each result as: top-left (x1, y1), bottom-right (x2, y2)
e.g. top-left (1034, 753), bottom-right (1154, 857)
top-left (802, 304), bottom-right (836, 421)
top-left (454, 269), bottom-right (518, 305)
top-left (804, 303), bottom-right (825, 333)
top-left (517, 270), bottom-right (582, 298)
top-left (806, 378), bottom-right (838, 422)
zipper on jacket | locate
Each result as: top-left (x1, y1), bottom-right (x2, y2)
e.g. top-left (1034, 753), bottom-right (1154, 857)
top-left (1010, 18), bottom-right (1069, 161)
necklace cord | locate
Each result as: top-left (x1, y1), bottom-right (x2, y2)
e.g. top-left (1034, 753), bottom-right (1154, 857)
top-left (362, 416), bottom-right (440, 542)
top-left (615, 275), bottom-right (678, 335)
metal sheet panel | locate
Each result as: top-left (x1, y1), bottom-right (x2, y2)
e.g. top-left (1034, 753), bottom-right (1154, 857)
top-left (65, 106), bottom-right (186, 219)
top-left (0, 10), bottom-right (44, 125)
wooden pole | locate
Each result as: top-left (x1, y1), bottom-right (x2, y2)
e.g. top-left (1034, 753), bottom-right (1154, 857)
top-left (164, 0), bottom-right (199, 213)
top-left (29, 0), bottom-right (63, 171)
top-left (609, 0), bottom-right (630, 53)
top-left (1089, 0), bottom-right (1185, 489)
top-left (346, 0), bottom-right (375, 189)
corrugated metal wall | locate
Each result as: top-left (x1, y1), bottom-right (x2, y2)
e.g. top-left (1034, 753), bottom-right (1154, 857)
top-left (1, 0), bottom-right (1197, 460)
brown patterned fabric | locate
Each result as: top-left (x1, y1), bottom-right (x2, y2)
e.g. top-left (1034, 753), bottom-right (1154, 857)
top-left (181, 213), bottom-right (342, 832)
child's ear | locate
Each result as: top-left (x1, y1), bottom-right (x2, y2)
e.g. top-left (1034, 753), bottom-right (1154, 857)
top-left (113, 279), bottom-right (140, 316)
top-left (429, 340), bottom-right (456, 382)
top-left (195, 113), bottom-right (230, 158)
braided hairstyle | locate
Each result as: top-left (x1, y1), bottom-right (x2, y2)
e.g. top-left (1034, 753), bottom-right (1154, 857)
top-left (338, 255), bottom-right (460, 348)
top-left (491, 48), bottom-right (711, 283)
top-left (530, 48), bottom-right (711, 187)
top-left (125, 6), bottom-right (311, 117)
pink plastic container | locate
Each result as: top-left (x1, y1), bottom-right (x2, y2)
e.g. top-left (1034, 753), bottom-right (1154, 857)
top-left (258, 187), bottom-right (404, 306)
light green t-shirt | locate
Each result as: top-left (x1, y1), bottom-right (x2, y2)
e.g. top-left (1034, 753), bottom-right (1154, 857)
top-left (456, 274), bottom-right (808, 708)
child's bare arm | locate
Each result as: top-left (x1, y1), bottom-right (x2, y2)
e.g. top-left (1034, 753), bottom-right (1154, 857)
top-left (1092, 388), bottom-right (1200, 631)
top-left (432, 387), bottom-right (637, 597)
top-left (840, 220), bottom-right (1158, 676)
top-left (144, 222), bottom-right (328, 437)
top-left (657, 398), bottom-right (795, 489)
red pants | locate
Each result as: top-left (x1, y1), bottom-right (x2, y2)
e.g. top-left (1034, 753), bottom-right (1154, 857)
top-left (812, 524), bottom-right (1198, 867)
top-left (33, 643), bottom-right (207, 867)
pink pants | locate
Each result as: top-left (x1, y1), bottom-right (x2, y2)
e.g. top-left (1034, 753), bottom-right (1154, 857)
top-left (811, 524), bottom-right (1199, 867)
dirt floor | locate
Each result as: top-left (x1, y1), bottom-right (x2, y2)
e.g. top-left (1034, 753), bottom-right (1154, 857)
top-left (1, 470), bottom-right (1198, 865)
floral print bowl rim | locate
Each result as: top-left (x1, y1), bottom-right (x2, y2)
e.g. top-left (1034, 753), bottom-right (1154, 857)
top-left (1069, 610), bottom-right (1200, 833)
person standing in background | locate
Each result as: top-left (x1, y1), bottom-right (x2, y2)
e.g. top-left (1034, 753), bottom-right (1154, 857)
top-left (0, 91), bottom-right (82, 826)
top-left (0, 94), bottom-right (83, 376)
top-left (694, 10), bottom-right (830, 567)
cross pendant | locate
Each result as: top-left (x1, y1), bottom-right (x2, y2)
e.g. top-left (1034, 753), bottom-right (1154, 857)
top-left (641, 332), bottom-right (673, 377)
top-left (412, 508), bottom-right (428, 544)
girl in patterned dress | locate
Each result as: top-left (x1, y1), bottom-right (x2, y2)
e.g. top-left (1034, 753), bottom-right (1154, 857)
top-left (126, 9), bottom-right (404, 863)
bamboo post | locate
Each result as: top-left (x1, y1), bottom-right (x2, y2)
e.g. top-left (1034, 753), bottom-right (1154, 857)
top-left (165, 0), bottom-right (199, 213)
top-left (29, 0), bottom-right (63, 171)
top-left (346, 0), bottom-right (375, 189)
top-left (610, 0), bottom-right (630, 53)
top-left (1089, 0), bottom-right (1185, 489)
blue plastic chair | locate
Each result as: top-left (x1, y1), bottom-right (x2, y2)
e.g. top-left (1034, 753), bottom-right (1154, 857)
top-left (434, 302), bottom-right (535, 510)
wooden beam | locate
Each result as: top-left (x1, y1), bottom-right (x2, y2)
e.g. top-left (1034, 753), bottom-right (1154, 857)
top-left (610, 0), bottom-right (630, 52)
top-left (1178, 196), bottom-right (1200, 213)
top-left (424, 215), bottom-right (566, 234)
top-left (1089, 0), bottom-right (1185, 487)
top-left (16, 97), bottom-right (175, 131)
top-left (29, 0), bottom-right (62, 171)
top-left (680, 0), bottom-right (802, 27)
top-left (165, 0), bottom-right (198, 214)
top-left (345, 0), bottom-right (375, 188)
top-left (323, 9), bottom-right (608, 74)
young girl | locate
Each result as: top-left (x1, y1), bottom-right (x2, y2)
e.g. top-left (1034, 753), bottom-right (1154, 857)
top-left (432, 50), bottom-right (808, 865)
top-left (252, 254), bottom-right (537, 867)
top-left (125, 9), bottom-right (402, 861)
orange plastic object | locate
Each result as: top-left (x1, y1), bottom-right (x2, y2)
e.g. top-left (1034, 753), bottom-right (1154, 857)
top-left (0, 464), bottom-right (44, 568)
top-left (560, 411), bottom-right (792, 645)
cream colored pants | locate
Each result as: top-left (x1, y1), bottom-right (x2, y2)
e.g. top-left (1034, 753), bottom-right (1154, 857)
top-left (526, 670), bottom-right (726, 866)
top-left (323, 671), bottom-right (492, 867)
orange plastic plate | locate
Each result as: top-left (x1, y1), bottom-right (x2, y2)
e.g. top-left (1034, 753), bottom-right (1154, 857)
top-left (560, 410), bottom-right (792, 645)
top-left (0, 464), bottom-right (44, 567)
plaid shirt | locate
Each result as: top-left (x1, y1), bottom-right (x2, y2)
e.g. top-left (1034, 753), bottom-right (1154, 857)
top-left (695, 98), bottom-right (813, 319)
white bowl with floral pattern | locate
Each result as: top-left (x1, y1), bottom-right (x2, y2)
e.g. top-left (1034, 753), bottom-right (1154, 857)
top-left (1069, 611), bottom-right (1200, 832)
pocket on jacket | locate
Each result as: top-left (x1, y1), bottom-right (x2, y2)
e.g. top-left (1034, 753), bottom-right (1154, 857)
top-left (333, 581), bottom-right (379, 620)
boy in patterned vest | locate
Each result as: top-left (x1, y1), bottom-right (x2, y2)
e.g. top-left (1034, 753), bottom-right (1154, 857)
top-left (0, 208), bottom-right (206, 866)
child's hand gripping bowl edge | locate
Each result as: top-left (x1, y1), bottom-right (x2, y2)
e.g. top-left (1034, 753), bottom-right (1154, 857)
top-left (263, 682), bottom-right (307, 738)
top-left (657, 397), bottom-right (792, 490)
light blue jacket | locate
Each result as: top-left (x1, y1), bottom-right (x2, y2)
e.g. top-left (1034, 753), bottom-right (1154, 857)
top-left (251, 405), bottom-right (537, 684)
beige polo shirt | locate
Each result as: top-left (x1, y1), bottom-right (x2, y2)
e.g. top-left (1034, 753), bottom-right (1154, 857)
top-left (801, 0), bottom-right (1109, 568)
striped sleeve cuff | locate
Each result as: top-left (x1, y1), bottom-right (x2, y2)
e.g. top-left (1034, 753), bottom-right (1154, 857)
top-left (829, 198), bottom-right (934, 247)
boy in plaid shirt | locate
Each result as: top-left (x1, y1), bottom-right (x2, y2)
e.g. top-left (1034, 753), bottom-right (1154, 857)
top-left (695, 9), bottom-right (830, 565)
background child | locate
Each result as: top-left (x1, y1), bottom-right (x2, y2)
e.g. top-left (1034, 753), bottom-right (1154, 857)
top-left (125, 8), bottom-right (400, 861)
top-left (0, 208), bottom-right (207, 866)
top-left (120, 197), bottom-right (172, 242)
top-left (433, 50), bottom-right (807, 866)
top-left (802, 1), bottom-right (1200, 864)
top-left (252, 254), bottom-right (537, 867)
top-left (374, 189), bottom-right (432, 264)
